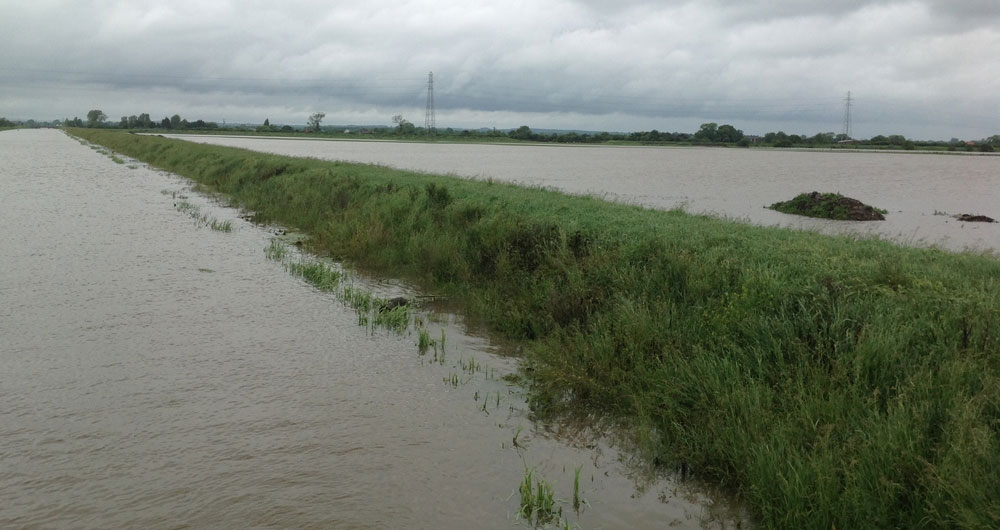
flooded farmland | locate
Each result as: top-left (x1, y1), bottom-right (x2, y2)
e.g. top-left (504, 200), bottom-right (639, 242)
top-left (176, 134), bottom-right (1000, 254)
top-left (0, 129), bottom-right (744, 528)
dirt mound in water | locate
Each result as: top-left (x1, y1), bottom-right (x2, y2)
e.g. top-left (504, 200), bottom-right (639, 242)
top-left (768, 191), bottom-right (887, 221)
top-left (955, 214), bottom-right (996, 223)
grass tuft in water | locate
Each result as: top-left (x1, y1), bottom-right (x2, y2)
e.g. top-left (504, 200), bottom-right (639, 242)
top-left (573, 465), bottom-right (582, 512)
top-left (209, 218), bottom-right (233, 232)
top-left (374, 304), bottom-right (409, 333)
top-left (519, 467), bottom-right (536, 520)
top-left (512, 425), bottom-right (525, 449)
top-left (265, 239), bottom-right (287, 261)
top-left (174, 200), bottom-right (198, 214)
top-left (417, 327), bottom-right (432, 355)
top-left (517, 467), bottom-right (560, 526)
top-left (287, 261), bottom-right (343, 292)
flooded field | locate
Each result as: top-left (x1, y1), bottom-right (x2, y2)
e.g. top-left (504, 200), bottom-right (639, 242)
top-left (175, 134), bottom-right (1000, 254)
top-left (0, 129), bottom-right (745, 528)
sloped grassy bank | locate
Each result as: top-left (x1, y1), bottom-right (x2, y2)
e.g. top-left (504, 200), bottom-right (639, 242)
top-left (72, 129), bottom-right (1000, 529)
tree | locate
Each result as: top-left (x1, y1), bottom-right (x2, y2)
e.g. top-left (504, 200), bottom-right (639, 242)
top-left (170, 114), bottom-right (182, 129)
top-left (812, 132), bottom-right (835, 144)
top-left (764, 131), bottom-right (792, 147)
top-left (693, 122), bottom-right (719, 142)
top-left (716, 124), bottom-right (744, 143)
top-left (127, 115), bottom-right (138, 129)
top-left (138, 113), bottom-right (152, 128)
top-left (161, 117), bottom-right (171, 129)
top-left (392, 114), bottom-right (415, 134)
top-left (119, 116), bottom-right (128, 128)
top-left (263, 118), bottom-right (270, 127)
top-left (86, 109), bottom-right (107, 127)
top-left (510, 125), bottom-right (533, 140)
top-left (307, 112), bottom-right (325, 132)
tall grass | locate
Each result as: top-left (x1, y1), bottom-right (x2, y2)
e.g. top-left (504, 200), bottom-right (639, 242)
top-left (70, 128), bottom-right (1000, 529)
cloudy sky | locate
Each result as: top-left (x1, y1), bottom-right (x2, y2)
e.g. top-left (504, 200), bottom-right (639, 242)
top-left (1, 1), bottom-right (997, 139)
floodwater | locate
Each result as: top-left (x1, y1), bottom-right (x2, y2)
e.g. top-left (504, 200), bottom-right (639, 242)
top-left (175, 134), bottom-right (1000, 254)
top-left (1, 128), bottom-right (745, 528)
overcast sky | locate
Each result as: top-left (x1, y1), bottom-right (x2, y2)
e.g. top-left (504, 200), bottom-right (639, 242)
top-left (1, 1), bottom-right (997, 139)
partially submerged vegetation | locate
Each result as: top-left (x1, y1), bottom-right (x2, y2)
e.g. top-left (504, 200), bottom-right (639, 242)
top-left (956, 213), bottom-right (997, 223)
top-left (768, 191), bottom-right (888, 221)
top-left (70, 128), bottom-right (1000, 529)
top-left (174, 198), bottom-right (234, 232)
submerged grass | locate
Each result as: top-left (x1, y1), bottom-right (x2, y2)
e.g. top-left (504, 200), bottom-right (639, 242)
top-left (173, 199), bottom-right (233, 232)
top-left (265, 239), bottom-right (412, 335)
top-left (71, 128), bottom-right (1000, 529)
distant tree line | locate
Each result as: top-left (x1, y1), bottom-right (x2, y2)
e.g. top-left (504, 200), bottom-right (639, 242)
top-left (61, 109), bottom-right (222, 130)
top-left (17, 108), bottom-right (1000, 152)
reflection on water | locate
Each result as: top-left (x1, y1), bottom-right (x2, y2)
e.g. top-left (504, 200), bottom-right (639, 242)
top-left (1, 129), bottom-right (746, 528)
top-left (177, 134), bottom-right (1000, 254)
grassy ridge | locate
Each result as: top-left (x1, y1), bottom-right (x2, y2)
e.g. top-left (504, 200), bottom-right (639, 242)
top-left (71, 129), bottom-right (1000, 529)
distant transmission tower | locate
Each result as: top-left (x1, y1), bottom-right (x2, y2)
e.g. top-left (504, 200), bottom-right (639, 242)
top-left (424, 71), bottom-right (436, 136)
top-left (842, 91), bottom-right (852, 139)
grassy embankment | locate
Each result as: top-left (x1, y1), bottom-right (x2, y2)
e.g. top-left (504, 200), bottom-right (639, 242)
top-left (71, 128), bottom-right (1000, 529)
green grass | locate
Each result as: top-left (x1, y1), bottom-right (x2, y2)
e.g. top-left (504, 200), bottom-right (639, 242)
top-left (69, 127), bottom-right (1000, 530)
top-left (518, 467), bottom-right (560, 525)
top-left (208, 218), bottom-right (233, 232)
top-left (287, 261), bottom-right (343, 292)
top-left (265, 239), bottom-right (287, 261)
top-left (374, 305), bottom-right (409, 333)
top-left (417, 327), bottom-right (432, 355)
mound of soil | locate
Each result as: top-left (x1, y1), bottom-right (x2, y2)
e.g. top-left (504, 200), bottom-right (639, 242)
top-left (955, 214), bottom-right (996, 223)
top-left (768, 191), bottom-right (886, 221)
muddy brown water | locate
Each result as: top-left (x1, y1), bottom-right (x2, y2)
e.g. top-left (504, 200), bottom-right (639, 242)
top-left (175, 134), bottom-right (1000, 254)
top-left (1, 128), bottom-right (746, 528)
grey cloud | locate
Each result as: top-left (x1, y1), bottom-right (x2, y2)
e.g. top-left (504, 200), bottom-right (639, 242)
top-left (0, 0), bottom-right (996, 139)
